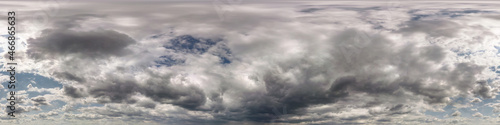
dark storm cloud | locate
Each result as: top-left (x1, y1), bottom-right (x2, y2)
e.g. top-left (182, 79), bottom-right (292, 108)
top-left (140, 79), bottom-right (206, 110)
top-left (37, 112), bottom-right (58, 119)
top-left (3, 105), bottom-right (40, 114)
top-left (232, 71), bottom-right (350, 122)
top-left (398, 20), bottom-right (462, 37)
top-left (448, 63), bottom-right (485, 94)
top-left (369, 104), bottom-right (413, 117)
top-left (340, 115), bottom-right (370, 121)
top-left (25, 27), bottom-right (211, 112)
top-left (27, 29), bottom-right (136, 59)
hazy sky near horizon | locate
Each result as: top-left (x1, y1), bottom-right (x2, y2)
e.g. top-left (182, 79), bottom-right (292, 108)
top-left (0, 0), bottom-right (500, 124)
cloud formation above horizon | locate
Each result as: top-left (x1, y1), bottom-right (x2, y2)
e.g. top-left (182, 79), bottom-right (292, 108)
top-left (0, 0), bottom-right (500, 124)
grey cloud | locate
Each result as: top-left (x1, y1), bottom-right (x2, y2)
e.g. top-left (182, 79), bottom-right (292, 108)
top-left (63, 113), bottom-right (104, 120)
top-left (54, 72), bottom-right (85, 82)
top-left (420, 45), bottom-right (445, 62)
top-left (299, 8), bottom-right (326, 13)
top-left (234, 72), bottom-right (350, 122)
top-left (473, 80), bottom-right (497, 99)
top-left (31, 96), bottom-right (49, 106)
top-left (368, 104), bottom-right (413, 116)
top-left (398, 20), bottom-right (462, 37)
top-left (203, 29), bottom-right (485, 122)
top-left (138, 72), bottom-right (207, 110)
top-left (37, 111), bottom-right (58, 119)
top-left (340, 115), bottom-right (370, 121)
top-left (142, 83), bottom-right (206, 110)
top-left (50, 28), bottom-right (491, 124)
top-left (136, 100), bottom-right (156, 109)
top-left (90, 79), bottom-right (139, 104)
top-left (27, 29), bottom-right (136, 59)
top-left (451, 110), bottom-right (461, 117)
top-left (15, 2), bottom-right (500, 124)
top-left (484, 15), bottom-right (500, 20)
top-left (66, 71), bottom-right (208, 110)
top-left (3, 105), bottom-right (41, 114)
top-left (63, 86), bottom-right (87, 98)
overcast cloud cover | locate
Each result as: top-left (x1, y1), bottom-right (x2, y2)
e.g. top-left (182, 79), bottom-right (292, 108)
top-left (0, 0), bottom-right (500, 124)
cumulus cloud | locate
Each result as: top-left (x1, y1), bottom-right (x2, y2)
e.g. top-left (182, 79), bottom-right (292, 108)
top-left (1, 0), bottom-right (499, 124)
top-left (63, 86), bottom-right (87, 98)
top-left (473, 112), bottom-right (483, 117)
top-left (473, 80), bottom-right (497, 99)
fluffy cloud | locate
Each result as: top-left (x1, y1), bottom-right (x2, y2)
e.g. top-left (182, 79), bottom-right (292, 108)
top-left (1, 0), bottom-right (499, 124)
top-left (473, 112), bottom-right (484, 117)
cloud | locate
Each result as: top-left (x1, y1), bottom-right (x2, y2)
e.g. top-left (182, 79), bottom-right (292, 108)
top-left (398, 20), bottom-right (463, 37)
top-left (473, 80), bottom-right (497, 99)
top-left (451, 110), bottom-right (461, 117)
top-left (27, 29), bottom-right (136, 59)
top-left (25, 26), bottom-right (493, 124)
top-left (36, 111), bottom-right (58, 119)
top-left (4, 1), bottom-right (500, 124)
top-left (471, 98), bottom-right (482, 103)
top-left (63, 85), bottom-right (87, 98)
top-left (487, 103), bottom-right (500, 113)
top-left (53, 72), bottom-right (85, 82)
top-left (31, 96), bottom-right (49, 106)
top-left (473, 112), bottom-right (483, 117)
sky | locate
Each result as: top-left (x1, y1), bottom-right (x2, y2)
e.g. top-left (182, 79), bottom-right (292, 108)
top-left (0, 0), bottom-right (499, 124)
